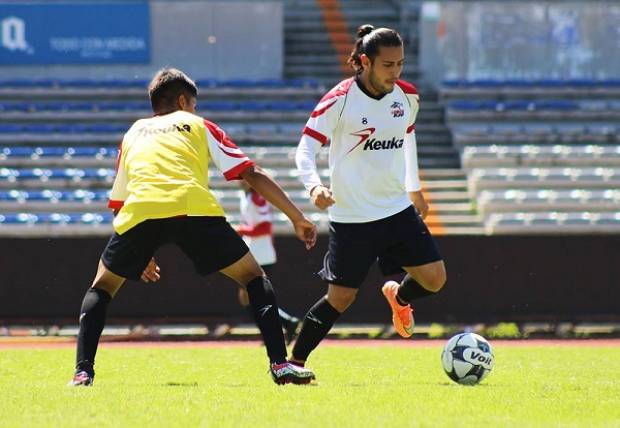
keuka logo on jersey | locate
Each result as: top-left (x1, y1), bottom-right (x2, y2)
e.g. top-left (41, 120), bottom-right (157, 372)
top-left (390, 101), bottom-right (404, 118)
top-left (363, 137), bottom-right (404, 151)
top-left (136, 123), bottom-right (191, 137)
top-left (348, 127), bottom-right (376, 154)
top-left (348, 127), bottom-right (403, 153)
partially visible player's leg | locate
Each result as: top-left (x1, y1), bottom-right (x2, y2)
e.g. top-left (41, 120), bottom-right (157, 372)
top-left (261, 264), bottom-right (300, 343)
top-left (221, 252), bottom-right (315, 384)
top-left (292, 220), bottom-right (376, 365)
top-left (380, 206), bottom-right (446, 338)
top-left (290, 283), bottom-right (357, 366)
top-left (69, 261), bottom-right (125, 386)
top-left (221, 252), bottom-right (287, 363)
top-left (238, 286), bottom-right (300, 344)
top-left (401, 260), bottom-right (446, 297)
top-left (70, 220), bottom-right (162, 386)
top-left (381, 262), bottom-right (445, 339)
top-left (179, 217), bottom-right (314, 384)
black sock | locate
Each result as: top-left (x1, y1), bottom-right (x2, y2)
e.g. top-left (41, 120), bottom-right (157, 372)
top-left (278, 308), bottom-right (298, 326)
top-left (396, 274), bottom-right (436, 305)
top-left (246, 276), bottom-right (287, 364)
top-left (76, 288), bottom-right (112, 375)
top-left (291, 297), bottom-right (341, 362)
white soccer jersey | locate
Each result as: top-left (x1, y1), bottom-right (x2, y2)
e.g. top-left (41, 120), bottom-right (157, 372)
top-left (296, 77), bottom-right (421, 223)
top-left (237, 190), bottom-right (276, 266)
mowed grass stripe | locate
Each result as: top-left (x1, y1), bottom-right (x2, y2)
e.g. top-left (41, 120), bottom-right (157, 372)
top-left (1, 345), bottom-right (618, 427)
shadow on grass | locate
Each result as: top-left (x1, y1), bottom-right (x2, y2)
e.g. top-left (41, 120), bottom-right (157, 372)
top-left (436, 381), bottom-right (500, 388)
top-left (164, 381), bottom-right (199, 387)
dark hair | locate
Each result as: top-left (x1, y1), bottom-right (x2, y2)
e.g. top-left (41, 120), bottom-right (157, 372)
top-left (148, 68), bottom-right (198, 113)
top-left (348, 25), bottom-right (403, 72)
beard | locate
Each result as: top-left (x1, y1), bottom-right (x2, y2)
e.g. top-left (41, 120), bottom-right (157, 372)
top-left (368, 70), bottom-right (394, 96)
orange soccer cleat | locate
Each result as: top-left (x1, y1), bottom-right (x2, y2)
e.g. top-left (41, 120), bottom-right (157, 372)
top-left (382, 280), bottom-right (415, 338)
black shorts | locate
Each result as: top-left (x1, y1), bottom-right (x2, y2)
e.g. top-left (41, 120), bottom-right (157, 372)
top-left (319, 206), bottom-right (442, 289)
top-left (101, 216), bottom-right (249, 280)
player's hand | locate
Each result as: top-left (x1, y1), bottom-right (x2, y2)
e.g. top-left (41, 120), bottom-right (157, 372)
top-left (293, 216), bottom-right (317, 250)
top-left (141, 257), bottom-right (161, 283)
top-left (409, 190), bottom-right (429, 219)
top-left (310, 185), bottom-right (335, 210)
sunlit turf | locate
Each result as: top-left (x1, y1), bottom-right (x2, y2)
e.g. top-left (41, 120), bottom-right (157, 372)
top-left (1, 343), bottom-right (619, 427)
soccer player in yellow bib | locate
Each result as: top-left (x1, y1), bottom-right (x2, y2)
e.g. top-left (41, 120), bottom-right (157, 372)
top-left (68, 68), bottom-right (317, 386)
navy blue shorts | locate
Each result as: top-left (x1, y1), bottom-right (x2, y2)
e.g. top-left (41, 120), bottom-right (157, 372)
top-left (319, 206), bottom-right (442, 289)
top-left (101, 216), bottom-right (249, 280)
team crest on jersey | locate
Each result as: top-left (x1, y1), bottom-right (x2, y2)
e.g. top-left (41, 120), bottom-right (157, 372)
top-left (390, 101), bottom-right (404, 118)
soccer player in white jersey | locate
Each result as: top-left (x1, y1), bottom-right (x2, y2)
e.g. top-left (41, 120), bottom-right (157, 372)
top-left (67, 68), bottom-right (316, 386)
top-left (236, 181), bottom-right (300, 343)
top-left (291, 25), bottom-right (447, 367)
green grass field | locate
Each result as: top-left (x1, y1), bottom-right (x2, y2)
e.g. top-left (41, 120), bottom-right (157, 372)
top-left (1, 342), bottom-right (619, 427)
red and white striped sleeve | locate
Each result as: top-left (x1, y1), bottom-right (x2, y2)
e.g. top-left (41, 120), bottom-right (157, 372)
top-left (296, 78), bottom-right (353, 193)
top-left (108, 140), bottom-right (128, 210)
top-left (203, 119), bottom-right (255, 181)
top-left (300, 78), bottom-right (353, 146)
top-left (396, 79), bottom-right (420, 134)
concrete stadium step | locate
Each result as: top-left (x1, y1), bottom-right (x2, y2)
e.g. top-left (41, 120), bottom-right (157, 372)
top-left (283, 0), bottom-right (419, 83)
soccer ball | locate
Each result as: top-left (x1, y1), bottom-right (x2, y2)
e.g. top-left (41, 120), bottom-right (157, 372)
top-left (441, 332), bottom-right (494, 385)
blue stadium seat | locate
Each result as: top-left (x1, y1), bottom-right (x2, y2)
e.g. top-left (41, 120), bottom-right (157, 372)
top-left (83, 124), bottom-right (125, 133)
top-left (0, 79), bottom-right (55, 87)
top-left (0, 190), bottom-right (26, 201)
top-left (278, 124), bottom-right (303, 135)
top-left (296, 101), bottom-right (317, 111)
top-left (97, 102), bottom-right (129, 111)
top-left (0, 213), bottom-right (39, 224)
top-left (246, 124), bottom-right (278, 135)
top-left (0, 124), bottom-right (23, 133)
top-left (502, 100), bottom-right (532, 110)
top-left (0, 212), bottom-right (113, 225)
top-left (23, 124), bottom-right (57, 133)
top-left (222, 79), bottom-right (259, 88)
top-left (34, 147), bottom-right (66, 157)
top-left (49, 124), bottom-right (76, 133)
top-left (535, 100), bottom-right (579, 110)
top-left (0, 102), bottom-right (30, 112)
top-left (448, 100), bottom-right (483, 110)
top-left (198, 101), bottom-right (238, 111)
top-left (607, 101), bottom-right (620, 111)
top-left (239, 101), bottom-right (269, 111)
top-left (470, 79), bottom-right (504, 87)
top-left (1, 147), bottom-right (32, 157)
top-left (194, 79), bottom-right (219, 88)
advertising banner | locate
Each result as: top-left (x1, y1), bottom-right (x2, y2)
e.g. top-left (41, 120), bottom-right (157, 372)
top-left (0, 2), bottom-right (150, 64)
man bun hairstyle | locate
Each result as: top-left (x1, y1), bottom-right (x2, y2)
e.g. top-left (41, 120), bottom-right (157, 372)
top-left (347, 25), bottom-right (403, 72)
top-left (148, 68), bottom-right (198, 113)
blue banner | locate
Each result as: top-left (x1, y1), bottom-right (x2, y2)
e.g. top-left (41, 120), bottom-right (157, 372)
top-left (0, 2), bottom-right (150, 64)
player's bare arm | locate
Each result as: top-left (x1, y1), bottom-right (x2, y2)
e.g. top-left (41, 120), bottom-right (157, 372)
top-left (240, 165), bottom-right (317, 249)
top-left (408, 190), bottom-right (429, 219)
top-left (310, 184), bottom-right (336, 210)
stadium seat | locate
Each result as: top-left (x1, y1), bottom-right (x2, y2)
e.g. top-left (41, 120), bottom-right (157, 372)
top-left (0, 124), bottom-right (23, 133)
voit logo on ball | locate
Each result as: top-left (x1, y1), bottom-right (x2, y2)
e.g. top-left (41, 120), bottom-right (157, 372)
top-left (1, 16), bottom-right (33, 54)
